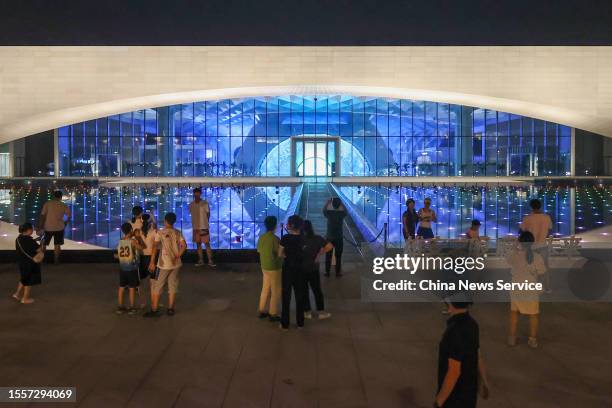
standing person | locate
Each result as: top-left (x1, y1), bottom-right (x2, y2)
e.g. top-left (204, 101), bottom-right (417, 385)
top-left (145, 212), bottom-right (187, 317)
top-left (506, 231), bottom-right (545, 349)
top-left (519, 198), bottom-right (553, 292)
top-left (434, 301), bottom-right (490, 408)
top-left (116, 223), bottom-right (145, 315)
top-left (466, 220), bottom-right (481, 239)
top-left (302, 220), bottom-right (334, 320)
top-left (466, 220), bottom-right (483, 256)
top-left (39, 190), bottom-right (70, 264)
top-left (402, 198), bottom-right (418, 240)
top-left (323, 197), bottom-right (347, 277)
top-left (278, 215), bottom-right (305, 330)
top-left (417, 197), bottom-right (437, 239)
top-left (131, 206), bottom-right (144, 231)
top-left (13, 223), bottom-right (43, 304)
top-left (256, 215), bottom-right (282, 322)
top-left (137, 213), bottom-right (157, 309)
top-left (189, 188), bottom-right (215, 267)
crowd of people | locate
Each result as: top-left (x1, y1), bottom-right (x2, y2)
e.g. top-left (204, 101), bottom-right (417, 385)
top-left (11, 188), bottom-right (556, 407)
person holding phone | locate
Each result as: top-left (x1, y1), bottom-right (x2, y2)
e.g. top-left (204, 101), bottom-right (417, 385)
top-left (13, 222), bottom-right (42, 304)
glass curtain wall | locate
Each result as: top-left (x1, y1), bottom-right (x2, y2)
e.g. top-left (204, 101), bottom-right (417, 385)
top-left (57, 95), bottom-right (572, 178)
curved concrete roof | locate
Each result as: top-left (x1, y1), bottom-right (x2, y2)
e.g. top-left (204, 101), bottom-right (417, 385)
top-left (0, 85), bottom-right (610, 143)
top-left (1, 46), bottom-right (612, 142)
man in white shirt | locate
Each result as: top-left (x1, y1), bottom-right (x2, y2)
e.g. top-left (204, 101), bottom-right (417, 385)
top-left (520, 198), bottom-right (553, 291)
top-left (189, 188), bottom-right (215, 267)
top-left (39, 190), bottom-right (71, 264)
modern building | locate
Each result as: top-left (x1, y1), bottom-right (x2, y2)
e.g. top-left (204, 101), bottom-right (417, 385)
top-left (0, 47), bottom-right (611, 179)
top-left (0, 47), bottom-right (610, 249)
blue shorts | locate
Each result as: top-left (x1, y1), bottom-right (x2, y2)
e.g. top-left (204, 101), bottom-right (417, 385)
top-left (417, 227), bottom-right (434, 239)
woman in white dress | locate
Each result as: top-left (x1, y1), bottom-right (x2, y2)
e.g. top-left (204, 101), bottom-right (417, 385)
top-left (505, 231), bottom-right (545, 349)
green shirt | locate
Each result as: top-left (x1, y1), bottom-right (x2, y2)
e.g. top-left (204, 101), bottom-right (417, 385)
top-left (257, 231), bottom-right (282, 270)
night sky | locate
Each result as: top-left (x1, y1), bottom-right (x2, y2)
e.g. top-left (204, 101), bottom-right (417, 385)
top-left (1, 0), bottom-right (611, 45)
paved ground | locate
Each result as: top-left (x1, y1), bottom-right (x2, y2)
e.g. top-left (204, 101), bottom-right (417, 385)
top-left (1, 261), bottom-right (612, 408)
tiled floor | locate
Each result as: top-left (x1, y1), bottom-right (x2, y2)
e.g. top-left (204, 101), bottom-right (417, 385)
top-left (1, 260), bottom-right (611, 407)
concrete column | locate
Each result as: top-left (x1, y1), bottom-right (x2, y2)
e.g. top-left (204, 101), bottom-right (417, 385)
top-left (570, 127), bottom-right (576, 176)
top-left (53, 128), bottom-right (59, 177)
top-left (570, 187), bottom-right (576, 235)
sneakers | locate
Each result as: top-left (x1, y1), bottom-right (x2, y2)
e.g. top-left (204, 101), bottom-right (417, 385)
top-left (20, 298), bottom-right (35, 305)
top-left (167, 308), bottom-right (176, 316)
top-left (127, 307), bottom-right (138, 316)
top-left (268, 315), bottom-right (280, 322)
top-left (195, 260), bottom-right (205, 267)
top-left (304, 311), bottom-right (312, 320)
top-left (279, 324), bottom-right (289, 331)
top-left (258, 312), bottom-right (270, 319)
top-left (507, 335), bottom-right (517, 347)
top-left (208, 262), bottom-right (217, 268)
top-left (143, 309), bottom-right (161, 318)
top-left (528, 337), bottom-right (539, 349)
top-left (318, 311), bottom-right (332, 320)
top-left (115, 306), bottom-right (127, 315)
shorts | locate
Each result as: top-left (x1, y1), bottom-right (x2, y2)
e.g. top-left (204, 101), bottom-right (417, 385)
top-left (139, 255), bottom-right (151, 280)
top-left (510, 300), bottom-right (539, 315)
top-left (417, 227), bottom-right (434, 239)
top-left (193, 228), bottom-right (210, 244)
top-left (150, 267), bottom-right (180, 295)
top-left (119, 268), bottom-right (140, 289)
top-left (43, 230), bottom-right (65, 246)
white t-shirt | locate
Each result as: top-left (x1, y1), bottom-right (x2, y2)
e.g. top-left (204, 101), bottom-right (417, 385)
top-left (520, 213), bottom-right (553, 247)
top-left (418, 207), bottom-right (436, 228)
top-left (142, 229), bottom-right (158, 256)
top-left (154, 228), bottom-right (186, 270)
top-left (189, 200), bottom-right (210, 230)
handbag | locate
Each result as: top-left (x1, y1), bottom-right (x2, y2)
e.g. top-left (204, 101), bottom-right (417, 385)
top-left (16, 237), bottom-right (44, 264)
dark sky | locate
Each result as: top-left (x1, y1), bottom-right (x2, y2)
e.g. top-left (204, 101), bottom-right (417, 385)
top-left (1, 0), bottom-right (612, 45)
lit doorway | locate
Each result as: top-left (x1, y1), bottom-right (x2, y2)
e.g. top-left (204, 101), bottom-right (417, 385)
top-left (291, 137), bottom-right (339, 177)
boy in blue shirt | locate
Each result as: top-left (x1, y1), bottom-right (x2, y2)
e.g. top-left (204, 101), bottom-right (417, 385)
top-left (116, 222), bottom-right (144, 315)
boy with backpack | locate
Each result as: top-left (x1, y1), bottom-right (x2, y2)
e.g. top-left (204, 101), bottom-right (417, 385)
top-left (145, 213), bottom-right (187, 317)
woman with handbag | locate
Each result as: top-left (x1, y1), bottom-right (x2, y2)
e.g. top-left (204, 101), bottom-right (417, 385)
top-left (13, 222), bottom-right (43, 304)
top-left (505, 231), bottom-right (546, 349)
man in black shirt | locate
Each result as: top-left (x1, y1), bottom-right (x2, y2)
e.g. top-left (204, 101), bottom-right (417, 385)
top-left (435, 301), bottom-right (489, 408)
top-left (279, 215), bottom-right (305, 330)
top-left (323, 197), bottom-right (347, 277)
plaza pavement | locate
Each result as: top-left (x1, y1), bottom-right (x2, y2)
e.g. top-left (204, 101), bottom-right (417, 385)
top-left (0, 260), bottom-right (611, 408)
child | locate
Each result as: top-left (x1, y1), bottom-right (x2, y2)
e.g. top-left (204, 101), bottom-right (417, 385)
top-left (278, 215), bottom-right (305, 330)
top-left (116, 222), bottom-right (144, 315)
top-left (137, 213), bottom-right (157, 308)
top-left (466, 220), bottom-right (488, 257)
top-left (13, 222), bottom-right (42, 304)
top-left (256, 215), bottom-right (282, 322)
top-left (466, 219), bottom-right (481, 239)
top-left (145, 212), bottom-right (187, 317)
top-left (302, 220), bottom-right (334, 320)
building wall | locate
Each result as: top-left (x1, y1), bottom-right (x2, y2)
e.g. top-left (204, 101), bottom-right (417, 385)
top-left (1, 46), bottom-right (612, 141)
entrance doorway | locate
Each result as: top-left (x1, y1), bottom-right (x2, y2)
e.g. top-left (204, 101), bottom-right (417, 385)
top-left (291, 137), bottom-right (339, 177)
